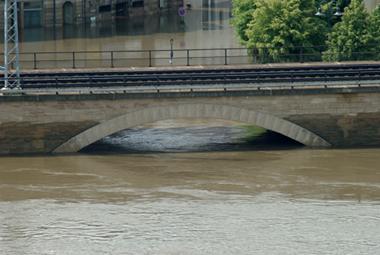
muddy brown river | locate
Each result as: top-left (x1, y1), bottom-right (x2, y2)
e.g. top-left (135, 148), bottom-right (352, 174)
top-left (1, 138), bottom-right (380, 254)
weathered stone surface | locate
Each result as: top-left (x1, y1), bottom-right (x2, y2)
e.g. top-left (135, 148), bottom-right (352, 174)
top-left (287, 112), bottom-right (380, 147)
top-left (0, 87), bottom-right (379, 154)
top-left (0, 121), bottom-right (97, 154)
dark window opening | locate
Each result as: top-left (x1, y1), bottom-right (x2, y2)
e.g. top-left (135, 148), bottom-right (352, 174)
top-left (131, 0), bottom-right (144, 8)
top-left (116, 2), bottom-right (128, 16)
top-left (99, 4), bottom-right (111, 13)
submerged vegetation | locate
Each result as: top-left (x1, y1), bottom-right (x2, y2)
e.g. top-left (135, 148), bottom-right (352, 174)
top-left (241, 125), bottom-right (267, 143)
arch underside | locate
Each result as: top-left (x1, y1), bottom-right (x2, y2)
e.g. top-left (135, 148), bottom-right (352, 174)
top-left (53, 104), bottom-right (331, 153)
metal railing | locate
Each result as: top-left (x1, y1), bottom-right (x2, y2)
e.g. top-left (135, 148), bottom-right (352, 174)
top-left (0, 46), bottom-right (379, 70)
top-left (0, 48), bottom-right (250, 70)
top-left (4, 65), bottom-right (380, 88)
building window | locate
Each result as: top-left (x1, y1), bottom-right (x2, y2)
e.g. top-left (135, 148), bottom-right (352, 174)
top-left (24, 0), bottom-right (43, 27)
top-left (131, 0), bottom-right (144, 8)
top-left (99, 4), bottom-right (112, 13)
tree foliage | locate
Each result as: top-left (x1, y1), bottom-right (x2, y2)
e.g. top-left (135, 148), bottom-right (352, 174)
top-left (244, 0), bottom-right (326, 62)
top-left (231, 0), bottom-right (257, 43)
top-left (369, 6), bottom-right (380, 55)
top-left (231, 0), bottom-right (380, 63)
top-left (231, 0), bottom-right (351, 45)
top-left (323, 0), bottom-right (376, 61)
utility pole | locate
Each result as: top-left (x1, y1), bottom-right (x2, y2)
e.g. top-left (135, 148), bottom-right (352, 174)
top-left (2, 0), bottom-right (21, 91)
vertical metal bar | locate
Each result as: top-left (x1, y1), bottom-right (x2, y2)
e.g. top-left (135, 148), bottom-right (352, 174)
top-left (33, 53), bottom-right (37, 69)
top-left (72, 52), bottom-right (76, 69)
top-left (111, 51), bottom-right (114, 68)
top-left (299, 47), bottom-right (304, 63)
top-left (13, 0), bottom-right (20, 89)
top-left (187, 50), bottom-right (190, 66)
top-left (3, 0), bottom-right (9, 89)
top-left (53, 0), bottom-right (56, 27)
top-left (149, 50), bottom-right (152, 67)
top-left (169, 38), bottom-right (174, 64)
top-left (224, 49), bottom-right (228, 65)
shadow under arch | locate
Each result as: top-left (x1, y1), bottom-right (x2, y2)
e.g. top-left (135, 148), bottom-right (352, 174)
top-left (53, 103), bottom-right (331, 153)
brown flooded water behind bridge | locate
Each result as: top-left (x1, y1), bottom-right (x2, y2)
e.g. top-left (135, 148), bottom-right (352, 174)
top-left (1, 0), bottom-right (246, 69)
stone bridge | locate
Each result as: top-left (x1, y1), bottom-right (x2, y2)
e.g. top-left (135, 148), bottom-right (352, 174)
top-left (1, 87), bottom-right (380, 154)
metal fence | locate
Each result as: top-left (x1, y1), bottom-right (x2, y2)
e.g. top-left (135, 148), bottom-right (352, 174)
top-left (1, 46), bottom-right (379, 70)
top-left (0, 48), bottom-right (250, 70)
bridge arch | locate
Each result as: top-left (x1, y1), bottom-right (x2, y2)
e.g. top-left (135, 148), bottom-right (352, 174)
top-left (53, 103), bottom-right (331, 153)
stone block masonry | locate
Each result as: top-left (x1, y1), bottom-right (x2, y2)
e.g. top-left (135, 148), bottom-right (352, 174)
top-left (0, 87), bottom-right (380, 154)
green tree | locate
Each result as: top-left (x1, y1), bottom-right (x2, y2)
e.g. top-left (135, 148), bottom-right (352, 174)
top-left (231, 0), bottom-right (350, 48)
top-left (244, 0), bottom-right (326, 62)
top-left (323, 0), bottom-right (375, 61)
top-left (369, 6), bottom-right (380, 58)
top-left (231, 0), bottom-right (257, 43)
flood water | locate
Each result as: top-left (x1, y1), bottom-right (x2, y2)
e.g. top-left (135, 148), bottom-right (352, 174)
top-left (17, 6), bottom-right (238, 52)
top-left (1, 149), bottom-right (380, 254)
top-left (1, 120), bottom-right (380, 254)
top-left (1, 0), bottom-right (247, 69)
top-left (1, 1), bottom-right (380, 253)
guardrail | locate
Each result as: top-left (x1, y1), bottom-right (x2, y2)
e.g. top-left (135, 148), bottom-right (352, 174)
top-left (0, 48), bottom-right (250, 70)
top-left (1, 66), bottom-right (378, 89)
top-left (18, 79), bottom-right (380, 97)
top-left (0, 46), bottom-right (378, 70)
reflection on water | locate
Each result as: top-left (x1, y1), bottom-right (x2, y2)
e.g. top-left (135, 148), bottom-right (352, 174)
top-left (0, 149), bottom-right (380, 254)
top-left (0, 0), bottom-right (245, 69)
top-left (19, 7), bottom-right (232, 43)
top-left (4, 0), bottom-right (238, 53)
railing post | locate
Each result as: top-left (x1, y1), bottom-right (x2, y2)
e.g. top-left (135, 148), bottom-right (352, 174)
top-left (299, 47), bottom-right (304, 63)
top-left (187, 49), bottom-right (190, 66)
top-left (33, 53), bottom-right (37, 69)
top-left (149, 50), bottom-right (152, 67)
top-left (111, 51), bottom-right (114, 68)
top-left (224, 48), bottom-right (228, 65)
top-left (72, 51), bottom-right (76, 69)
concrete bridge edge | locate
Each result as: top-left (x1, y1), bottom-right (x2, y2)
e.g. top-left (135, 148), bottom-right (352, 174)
top-left (53, 103), bottom-right (332, 153)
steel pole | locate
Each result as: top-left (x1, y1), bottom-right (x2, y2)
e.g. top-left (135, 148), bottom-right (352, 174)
top-left (2, 0), bottom-right (21, 91)
top-left (3, 0), bottom-right (9, 89)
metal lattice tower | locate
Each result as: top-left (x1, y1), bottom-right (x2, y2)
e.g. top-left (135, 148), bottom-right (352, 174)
top-left (2, 0), bottom-right (21, 90)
